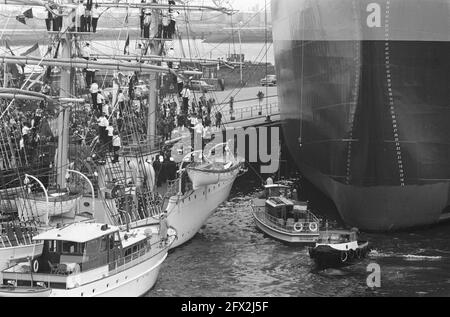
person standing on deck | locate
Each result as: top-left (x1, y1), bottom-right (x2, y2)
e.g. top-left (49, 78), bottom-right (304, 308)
top-left (85, 0), bottom-right (93, 32)
top-left (97, 90), bottom-right (105, 115)
top-left (91, 3), bottom-right (100, 33)
top-left (215, 111), bottom-right (222, 128)
top-left (140, 1), bottom-right (146, 37)
top-left (112, 131), bottom-right (121, 163)
top-left (90, 81), bottom-right (99, 114)
top-left (180, 86), bottom-right (190, 115)
top-left (97, 114), bottom-right (109, 155)
top-left (106, 122), bottom-right (114, 152)
top-left (76, 0), bottom-right (86, 32)
top-left (143, 10), bottom-right (152, 39)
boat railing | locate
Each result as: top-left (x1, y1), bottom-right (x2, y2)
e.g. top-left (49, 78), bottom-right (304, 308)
top-left (254, 208), bottom-right (319, 234)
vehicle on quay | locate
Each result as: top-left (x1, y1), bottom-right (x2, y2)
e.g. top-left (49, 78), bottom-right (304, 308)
top-left (260, 75), bottom-right (277, 86)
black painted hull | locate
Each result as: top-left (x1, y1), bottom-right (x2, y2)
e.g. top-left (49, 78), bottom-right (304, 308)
top-left (272, 0), bottom-right (450, 230)
top-left (309, 243), bottom-right (370, 268)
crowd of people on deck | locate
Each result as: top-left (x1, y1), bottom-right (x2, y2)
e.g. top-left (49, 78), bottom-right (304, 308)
top-left (0, 98), bottom-right (57, 170)
top-left (157, 85), bottom-right (223, 143)
top-left (140, 0), bottom-right (179, 40)
top-left (45, 0), bottom-right (101, 33)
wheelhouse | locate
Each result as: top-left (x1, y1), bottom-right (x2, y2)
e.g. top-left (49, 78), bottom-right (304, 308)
top-left (317, 230), bottom-right (358, 244)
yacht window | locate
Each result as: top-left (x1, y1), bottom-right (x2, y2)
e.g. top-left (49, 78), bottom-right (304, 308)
top-left (62, 241), bottom-right (79, 254)
top-left (100, 236), bottom-right (108, 252)
top-left (109, 234), bottom-right (115, 250)
top-left (47, 240), bottom-right (57, 253)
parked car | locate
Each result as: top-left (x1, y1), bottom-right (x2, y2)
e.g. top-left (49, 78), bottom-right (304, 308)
top-left (190, 80), bottom-right (215, 92)
top-left (260, 75), bottom-right (277, 86)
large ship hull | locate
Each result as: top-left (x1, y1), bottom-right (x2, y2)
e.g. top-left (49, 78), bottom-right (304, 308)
top-left (272, 0), bottom-right (450, 230)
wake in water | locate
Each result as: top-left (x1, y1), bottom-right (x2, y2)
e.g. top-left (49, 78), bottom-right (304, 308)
top-left (369, 249), bottom-right (444, 261)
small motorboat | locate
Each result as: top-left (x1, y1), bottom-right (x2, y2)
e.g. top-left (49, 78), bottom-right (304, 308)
top-left (0, 222), bottom-right (177, 297)
top-left (251, 183), bottom-right (320, 243)
top-left (0, 285), bottom-right (51, 297)
top-left (308, 228), bottom-right (370, 268)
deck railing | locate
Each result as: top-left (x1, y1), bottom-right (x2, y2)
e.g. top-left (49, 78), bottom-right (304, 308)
top-left (253, 208), bottom-right (319, 234)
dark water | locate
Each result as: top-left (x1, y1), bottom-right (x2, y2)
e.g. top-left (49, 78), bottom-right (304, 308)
top-left (146, 173), bottom-right (450, 297)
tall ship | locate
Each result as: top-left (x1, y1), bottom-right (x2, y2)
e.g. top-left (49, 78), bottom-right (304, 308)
top-left (0, 0), bottom-right (244, 263)
top-left (272, 0), bottom-right (450, 230)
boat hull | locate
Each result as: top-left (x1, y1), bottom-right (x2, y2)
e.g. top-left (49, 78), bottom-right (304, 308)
top-left (272, 0), bottom-right (450, 231)
top-left (48, 251), bottom-right (167, 297)
top-left (309, 242), bottom-right (370, 269)
top-left (0, 286), bottom-right (51, 297)
top-left (252, 211), bottom-right (319, 244)
top-left (0, 243), bottom-right (44, 271)
top-left (15, 195), bottom-right (81, 223)
top-left (166, 177), bottom-right (236, 249)
top-left (187, 164), bottom-right (241, 189)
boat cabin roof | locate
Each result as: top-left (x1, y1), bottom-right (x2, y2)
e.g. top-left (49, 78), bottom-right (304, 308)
top-left (264, 184), bottom-right (290, 189)
top-left (319, 230), bottom-right (358, 241)
top-left (33, 223), bottom-right (118, 243)
top-left (266, 196), bottom-right (293, 207)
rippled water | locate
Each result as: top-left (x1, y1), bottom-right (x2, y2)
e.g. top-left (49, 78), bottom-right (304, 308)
top-left (146, 176), bottom-right (450, 297)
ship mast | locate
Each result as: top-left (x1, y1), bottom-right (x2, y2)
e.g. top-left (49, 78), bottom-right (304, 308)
top-left (146, 2), bottom-right (161, 149)
top-left (56, 3), bottom-right (72, 188)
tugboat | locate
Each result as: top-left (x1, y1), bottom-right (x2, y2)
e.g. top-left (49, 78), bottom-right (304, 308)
top-left (308, 228), bottom-right (370, 268)
top-left (0, 222), bottom-right (176, 297)
top-left (251, 183), bottom-right (320, 243)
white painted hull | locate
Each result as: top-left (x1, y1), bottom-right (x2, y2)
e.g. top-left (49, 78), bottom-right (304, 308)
top-left (49, 251), bottom-right (167, 297)
top-left (85, 176), bottom-right (238, 250)
top-left (166, 176), bottom-right (236, 249)
top-left (15, 196), bottom-right (81, 222)
top-left (0, 287), bottom-right (51, 297)
top-left (253, 212), bottom-right (318, 244)
top-left (0, 243), bottom-right (44, 271)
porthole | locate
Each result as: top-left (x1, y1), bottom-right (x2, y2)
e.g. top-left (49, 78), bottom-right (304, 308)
top-left (84, 202), bottom-right (90, 207)
top-left (92, 289), bottom-right (95, 293)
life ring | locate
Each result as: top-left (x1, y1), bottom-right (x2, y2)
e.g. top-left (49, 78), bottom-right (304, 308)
top-left (294, 222), bottom-right (303, 232)
top-left (340, 251), bottom-right (348, 263)
top-left (309, 222), bottom-right (318, 232)
top-left (32, 259), bottom-right (39, 273)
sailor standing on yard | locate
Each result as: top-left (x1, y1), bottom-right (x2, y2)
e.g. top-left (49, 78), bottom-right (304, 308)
top-left (91, 3), bottom-right (100, 33)
top-left (76, 0), bottom-right (86, 32)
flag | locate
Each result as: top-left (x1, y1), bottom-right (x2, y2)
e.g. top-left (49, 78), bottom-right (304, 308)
top-left (15, 15), bottom-right (26, 25)
top-left (21, 43), bottom-right (41, 58)
top-left (23, 8), bottom-right (33, 19)
top-left (123, 35), bottom-right (130, 55)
